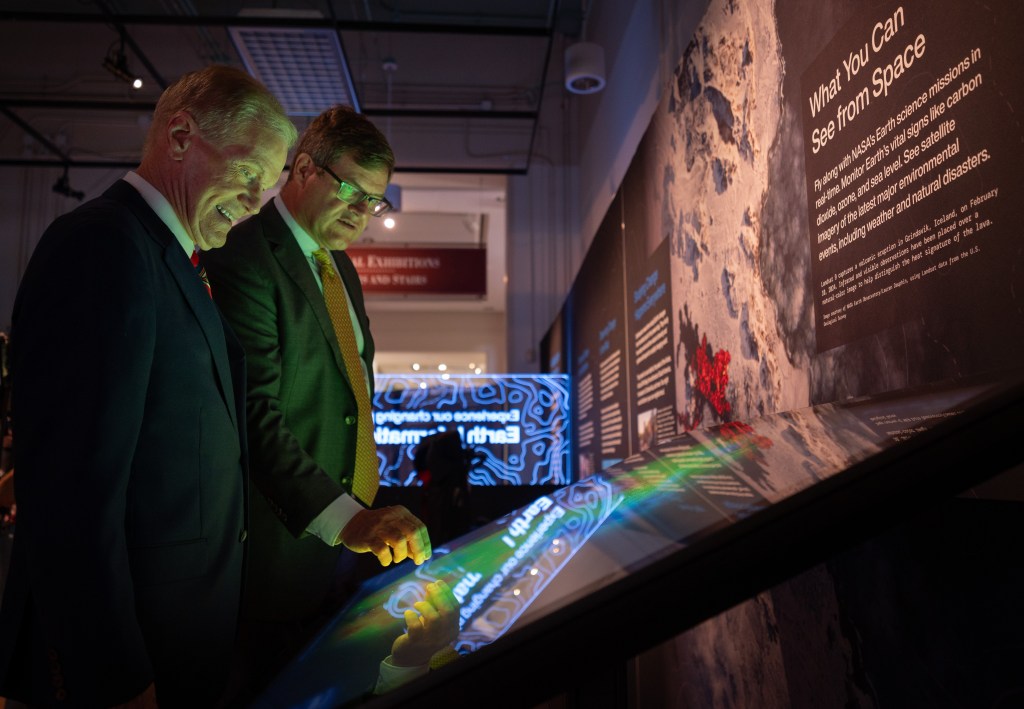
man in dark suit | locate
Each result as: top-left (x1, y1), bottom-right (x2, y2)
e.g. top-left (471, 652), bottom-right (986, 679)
top-left (0, 66), bottom-right (296, 708)
top-left (204, 105), bottom-right (449, 696)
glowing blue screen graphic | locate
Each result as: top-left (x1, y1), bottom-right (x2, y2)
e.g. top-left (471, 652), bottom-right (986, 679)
top-left (253, 374), bottom-right (1014, 709)
top-left (372, 374), bottom-right (571, 486)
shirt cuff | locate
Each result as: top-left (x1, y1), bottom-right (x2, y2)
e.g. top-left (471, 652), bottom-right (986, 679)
top-left (373, 656), bottom-right (430, 694)
top-left (305, 493), bottom-right (364, 546)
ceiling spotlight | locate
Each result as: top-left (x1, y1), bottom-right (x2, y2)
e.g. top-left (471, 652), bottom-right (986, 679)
top-left (565, 42), bottom-right (606, 94)
top-left (104, 34), bottom-right (143, 90)
top-left (438, 364), bottom-right (447, 372)
top-left (411, 363), bottom-right (420, 371)
top-left (383, 216), bottom-right (396, 229)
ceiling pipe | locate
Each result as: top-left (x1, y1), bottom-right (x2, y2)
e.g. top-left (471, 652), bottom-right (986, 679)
top-left (0, 157), bottom-right (529, 175)
top-left (362, 108), bottom-right (536, 120)
top-left (0, 104), bottom-right (72, 164)
top-left (0, 99), bottom-right (537, 121)
top-left (523, 0), bottom-right (560, 175)
top-left (0, 11), bottom-right (551, 36)
top-left (0, 158), bottom-right (136, 168)
top-left (0, 99), bottom-right (157, 111)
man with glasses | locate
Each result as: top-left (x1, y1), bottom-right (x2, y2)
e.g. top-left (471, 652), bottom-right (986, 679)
top-left (203, 105), bottom-right (456, 700)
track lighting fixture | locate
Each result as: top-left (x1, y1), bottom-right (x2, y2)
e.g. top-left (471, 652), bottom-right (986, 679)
top-left (103, 34), bottom-right (143, 90)
top-left (52, 166), bottom-right (84, 202)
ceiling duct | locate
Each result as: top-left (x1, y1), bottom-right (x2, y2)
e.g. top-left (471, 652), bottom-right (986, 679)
top-left (229, 13), bottom-right (359, 116)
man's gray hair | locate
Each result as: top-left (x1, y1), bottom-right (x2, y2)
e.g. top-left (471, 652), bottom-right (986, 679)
top-left (145, 64), bottom-right (297, 155)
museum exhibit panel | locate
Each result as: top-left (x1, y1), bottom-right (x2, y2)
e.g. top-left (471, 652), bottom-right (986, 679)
top-left (3, 0), bottom-right (1024, 706)
top-left (252, 369), bottom-right (1024, 709)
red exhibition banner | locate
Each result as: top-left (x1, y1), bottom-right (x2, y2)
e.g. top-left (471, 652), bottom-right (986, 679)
top-left (347, 246), bottom-right (487, 296)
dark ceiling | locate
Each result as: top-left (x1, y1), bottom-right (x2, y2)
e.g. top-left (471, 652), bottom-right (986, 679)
top-left (0, 0), bottom-right (588, 174)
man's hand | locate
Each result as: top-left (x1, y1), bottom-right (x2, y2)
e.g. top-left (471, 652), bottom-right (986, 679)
top-left (390, 580), bottom-right (460, 668)
top-left (339, 505), bottom-right (432, 566)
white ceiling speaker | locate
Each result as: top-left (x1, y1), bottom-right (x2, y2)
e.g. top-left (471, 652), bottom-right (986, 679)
top-left (564, 42), bottom-right (606, 94)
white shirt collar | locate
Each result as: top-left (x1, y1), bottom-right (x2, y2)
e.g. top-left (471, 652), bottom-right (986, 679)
top-left (271, 195), bottom-right (364, 353)
top-left (122, 171), bottom-right (195, 257)
top-left (272, 194), bottom-right (323, 261)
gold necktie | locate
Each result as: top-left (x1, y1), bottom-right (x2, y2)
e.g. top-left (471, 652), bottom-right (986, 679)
top-left (313, 249), bottom-right (379, 506)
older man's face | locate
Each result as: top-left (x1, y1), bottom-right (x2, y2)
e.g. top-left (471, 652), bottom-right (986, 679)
top-left (186, 122), bottom-right (290, 250)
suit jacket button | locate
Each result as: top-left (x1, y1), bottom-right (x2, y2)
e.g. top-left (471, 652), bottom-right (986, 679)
top-left (344, 415), bottom-right (357, 425)
top-left (238, 529), bottom-right (247, 543)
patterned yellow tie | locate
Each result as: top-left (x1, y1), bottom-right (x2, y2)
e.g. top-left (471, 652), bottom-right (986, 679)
top-left (313, 249), bottom-right (379, 506)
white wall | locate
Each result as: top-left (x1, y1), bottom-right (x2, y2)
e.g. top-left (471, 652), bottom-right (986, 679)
top-left (0, 165), bottom-right (125, 332)
top-left (368, 308), bottom-right (507, 374)
top-left (362, 173), bottom-right (509, 374)
top-left (505, 0), bottom-right (709, 373)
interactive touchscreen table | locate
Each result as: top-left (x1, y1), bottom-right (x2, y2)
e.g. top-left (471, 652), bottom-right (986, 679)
top-left (252, 370), bottom-right (1024, 709)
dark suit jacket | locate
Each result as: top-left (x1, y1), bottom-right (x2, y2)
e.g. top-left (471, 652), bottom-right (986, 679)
top-left (203, 203), bottom-right (374, 622)
top-left (0, 181), bottom-right (249, 708)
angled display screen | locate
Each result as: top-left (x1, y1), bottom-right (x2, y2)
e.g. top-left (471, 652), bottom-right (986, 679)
top-left (372, 374), bottom-right (571, 487)
top-left (254, 371), bottom-right (1021, 708)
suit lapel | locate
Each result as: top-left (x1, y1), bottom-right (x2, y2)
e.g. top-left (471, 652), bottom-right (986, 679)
top-left (164, 246), bottom-right (239, 430)
top-left (106, 181), bottom-right (239, 430)
top-left (261, 208), bottom-right (350, 383)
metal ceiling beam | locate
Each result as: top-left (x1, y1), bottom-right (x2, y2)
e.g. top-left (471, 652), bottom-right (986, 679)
top-left (397, 165), bottom-right (528, 175)
top-left (0, 158), bottom-right (135, 169)
top-left (0, 11), bottom-right (552, 36)
top-left (361, 108), bottom-right (536, 120)
top-left (0, 99), bottom-right (537, 121)
top-left (0, 99), bottom-right (157, 111)
top-left (0, 157), bottom-right (528, 175)
top-left (524, 18), bottom-right (558, 175)
top-left (0, 105), bottom-right (71, 164)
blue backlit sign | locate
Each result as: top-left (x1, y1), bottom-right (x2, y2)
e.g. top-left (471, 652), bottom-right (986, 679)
top-left (373, 374), bottom-right (571, 486)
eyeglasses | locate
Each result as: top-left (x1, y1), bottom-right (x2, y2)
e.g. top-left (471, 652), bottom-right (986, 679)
top-left (317, 164), bottom-right (392, 216)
